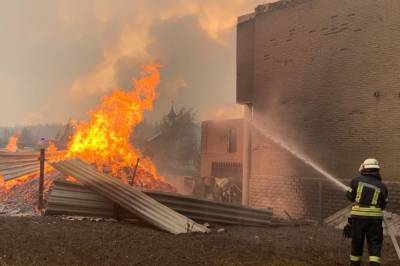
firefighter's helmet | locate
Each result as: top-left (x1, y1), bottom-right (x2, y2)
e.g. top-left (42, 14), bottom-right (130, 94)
top-left (359, 158), bottom-right (380, 172)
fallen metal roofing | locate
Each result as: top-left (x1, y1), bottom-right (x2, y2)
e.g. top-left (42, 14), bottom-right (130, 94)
top-left (0, 150), bottom-right (66, 181)
top-left (47, 180), bottom-right (115, 218)
top-left (51, 159), bottom-right (209, 234)
top-left (0, 150), bottom-right (65, 159)
top-left (323, 205), bottom-right (351, 227)
top-left (46, 179), bottom-right (305, 228)
top-left (145, 191), bottom-right (276, 226)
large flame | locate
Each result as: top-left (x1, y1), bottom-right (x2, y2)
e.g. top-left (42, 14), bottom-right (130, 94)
top-left (66, 63), bottom-right (174, 191)
top-left (6, 135), bottom-right (19, 152)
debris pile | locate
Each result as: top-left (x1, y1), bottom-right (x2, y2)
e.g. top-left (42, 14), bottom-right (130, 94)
top-left (0, 171), bottom-right (58, 216)
top-left (51, 159), bottom-right (210, 234)
top-left (324, 205), bottom-right (400, 237)
top-left (0, 153), bottom-right (308, 234)
top-left (46, 177), bottom-right (291, 228)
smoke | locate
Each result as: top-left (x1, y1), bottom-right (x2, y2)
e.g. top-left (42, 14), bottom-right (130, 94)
top-left (201, 104), bottom-right (244, 120)
top-left (0, 0), bottom-right (270, 126)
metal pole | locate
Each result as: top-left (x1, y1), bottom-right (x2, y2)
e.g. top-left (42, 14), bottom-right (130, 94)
top-left (318, 180), bottom-right (323, 225)
top-left (129, 158), bottom-right (140, 186)
top-left (242, 104), bottom-right (252, 206)
top-left (38, 148), bottom-right (45, 209)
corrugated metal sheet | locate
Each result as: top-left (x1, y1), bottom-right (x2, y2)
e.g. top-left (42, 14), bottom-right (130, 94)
top-left (47, 180), bottom-right (115, 218)
top-left (323, 205), bottom-right (351, 226)
top-left (0, 151), bottom-right (65, 159)
top-left (146, 191), bottom-right (275, 226)
top-left (0, 164), bottom-right (41, 181)
top-left (0, 150), bottom-right (66, 181)
top-left (51, 159), bottom-right (209, 234)
top-left (46, 179), bottom-right (299, 228)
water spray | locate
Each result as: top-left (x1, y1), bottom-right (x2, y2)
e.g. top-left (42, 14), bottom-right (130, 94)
top-left (250, 120), bottom-right (348, 191)
top-left (250, 118), bottom-right (400, 260)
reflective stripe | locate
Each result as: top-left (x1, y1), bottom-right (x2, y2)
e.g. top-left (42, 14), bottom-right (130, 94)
top-left (372, 190), bottom-right (380, 205)
top-left (369, 256), bottom-right (381, 263)
top-left (358, 181), bottom-right (380, 191)
top-left (355, 184), bottom-right (364, 203)
top-left (351, 205), bottom-right (383, 217)
top-left (351, 211), bottom-right (383, 217)
top-left (352, 205), bottom-right (382, 212)
top-left (350, 255), bottom-right (361, 261)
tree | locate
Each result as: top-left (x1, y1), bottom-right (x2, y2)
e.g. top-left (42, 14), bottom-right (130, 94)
top-left (130, 120), bottom-right (157, 150)
top-left (143, 108), bottom-right (200, 174)
top-left (160, 108), bottom-right (199, 164)
top-left (19, 128), bottom-right (36, 148)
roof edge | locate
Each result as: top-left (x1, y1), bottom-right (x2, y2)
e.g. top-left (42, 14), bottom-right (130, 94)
top-left (238, 12), bottom-right (255, 24)
top-left (238, 0), bottom-right (313, 24)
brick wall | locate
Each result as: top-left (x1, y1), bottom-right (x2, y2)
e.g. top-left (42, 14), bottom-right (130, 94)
top-left (236, 16), bottom-right (254, 104)
top-left (247, 0), bottom-right (400, 180)
top-left (250, 175), bottom-right (316, 219)
top-left (237, 0), bottom-right (400, 218)
top-left (200, 119), bottom-right (243, 177)
top-left (386, 182), bottom-right (400, 213)
top-left (250, 175), bottom-right (400, 220)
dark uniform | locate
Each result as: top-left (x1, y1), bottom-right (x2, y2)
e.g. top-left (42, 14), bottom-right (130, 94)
top-left (346, 168), bottom-right (389, 266)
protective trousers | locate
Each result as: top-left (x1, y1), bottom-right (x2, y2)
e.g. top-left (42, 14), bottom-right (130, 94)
top-left (350, 217), bottom-right (383, 266)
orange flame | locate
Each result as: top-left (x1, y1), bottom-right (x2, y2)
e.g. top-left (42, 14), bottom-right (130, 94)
top-left (66, 63), bottom-right (174, 191)
top-left (0, 173), bottom-right (31, 193)
top-left (47, 141), bottom-right (58, 153)
top-left (6, 135), bottom-right (18, 152)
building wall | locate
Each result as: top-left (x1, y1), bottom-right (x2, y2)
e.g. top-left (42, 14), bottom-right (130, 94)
top-left (237, 0), bottom-right (400, 217)
top-left (251, 175), bottom-right (400, 220)
top-left (237, 14), bottom-right (255, 104)
top-left (200, 119), bottom-right (243, 177)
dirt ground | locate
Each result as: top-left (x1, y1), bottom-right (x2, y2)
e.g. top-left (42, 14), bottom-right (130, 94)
top-left (0, 216), bottom-right (398, 266)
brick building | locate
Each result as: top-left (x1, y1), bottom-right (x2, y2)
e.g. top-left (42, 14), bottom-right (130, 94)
top-left (236, 0), bottom-right (400, 219)
top-left (200, 119), bottom-right (243, 178)
top-left (198, 119), bottom-right (244, 203)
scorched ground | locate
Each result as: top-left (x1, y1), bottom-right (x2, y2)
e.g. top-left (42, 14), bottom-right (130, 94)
top-left (0, 216), bottom-right (399, 266)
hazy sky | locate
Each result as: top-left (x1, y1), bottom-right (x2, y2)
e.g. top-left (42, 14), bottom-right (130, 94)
top-left (0, 0), bottom-right (268, 126)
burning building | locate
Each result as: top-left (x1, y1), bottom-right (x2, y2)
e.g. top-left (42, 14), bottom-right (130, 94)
top-left (234, 0), bottom-right (400, 219)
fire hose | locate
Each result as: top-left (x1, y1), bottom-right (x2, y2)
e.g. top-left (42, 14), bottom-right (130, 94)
top-left (336, 181), bottom-right (400, 261)
top-left (250, 120), bottom-right (400, 260)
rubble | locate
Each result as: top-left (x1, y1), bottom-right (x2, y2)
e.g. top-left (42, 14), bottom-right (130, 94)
top-left (324, 205), bottom-right (400, 237)
top-left (45, 178), bottom-right (307, 229)
top-left (0, 171), bottom-right (58, 216)
top-left (51, 159), bottom-right (210, 234)
top-left (60, 215), bottom-right (117, 223)
top-left (0, 200), bottom-right (36, 216)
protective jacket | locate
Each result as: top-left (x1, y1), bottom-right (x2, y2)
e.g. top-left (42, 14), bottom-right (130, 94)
top-left (346, 170), bottom-right (388, 218)
top-left (346, 170), bottom-right (389, 265)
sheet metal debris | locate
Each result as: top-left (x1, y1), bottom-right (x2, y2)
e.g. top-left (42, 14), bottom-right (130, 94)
top-left (47, 179), bottom-right (304, 228)
top-left (51, 159), bottom-right (209, 234)
top-left (0, 151), bottom-right (66, 181)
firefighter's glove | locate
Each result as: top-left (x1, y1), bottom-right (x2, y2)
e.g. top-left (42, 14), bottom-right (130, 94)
top-left (343, 218), bottom-right (352, 238)
top-left (343, 223), bottom-right (352, 238)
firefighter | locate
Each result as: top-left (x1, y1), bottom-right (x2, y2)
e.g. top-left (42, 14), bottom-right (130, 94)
top-left (345, 158), bottom-right (389, 266)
